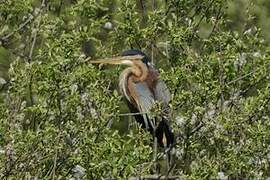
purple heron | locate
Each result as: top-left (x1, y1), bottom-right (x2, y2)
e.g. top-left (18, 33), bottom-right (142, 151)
top-left (91, 49), bottom-right (174, 148)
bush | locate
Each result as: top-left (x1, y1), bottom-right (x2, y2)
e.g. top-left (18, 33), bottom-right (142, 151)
top-left (0, 0), bottom-right (269, 179)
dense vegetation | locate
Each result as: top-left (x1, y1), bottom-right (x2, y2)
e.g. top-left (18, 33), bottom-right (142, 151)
top-left (0, 0), bottom-right (269, 179)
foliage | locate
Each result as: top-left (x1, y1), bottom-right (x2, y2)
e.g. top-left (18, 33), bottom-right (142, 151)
top-left (0, 0), bottom-right (269, 179)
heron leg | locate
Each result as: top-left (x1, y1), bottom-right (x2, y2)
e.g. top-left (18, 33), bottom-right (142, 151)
top-left (165, 147), bottom-right (176, 177)
top-left (166, 150), bottom-right (170, 174)
top-left (153, 127), bottom-right (158, 174)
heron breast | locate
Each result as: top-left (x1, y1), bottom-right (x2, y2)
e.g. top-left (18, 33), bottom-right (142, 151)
top-left (145, 68), bottom-right (159, 93)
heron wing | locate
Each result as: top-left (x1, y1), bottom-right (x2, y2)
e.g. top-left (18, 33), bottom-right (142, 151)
top-left (154, 80), bottom-right (170, 105)
top-left (133, 82), bottom-right (156, 129)
top-left (133, 81), bottom-right (174, 147)
top-left (154, 80), bottom-right (174, 147)
top-left (134, 82), bottom-right (155, 112)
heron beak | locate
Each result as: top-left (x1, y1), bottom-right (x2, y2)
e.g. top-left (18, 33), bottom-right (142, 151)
top-left (90, 55), bottom-right (144, 65)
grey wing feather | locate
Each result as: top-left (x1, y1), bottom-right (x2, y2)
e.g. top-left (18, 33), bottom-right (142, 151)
top-left (134, 82), bottom-right (156, 128)
top-left (134, 82), bottom-right (155, 112)
top-left (154, 80), bottom-right (170, 105)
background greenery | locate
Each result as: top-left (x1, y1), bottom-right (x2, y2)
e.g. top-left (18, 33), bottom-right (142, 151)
top-left (0, 0), bottom-right (269, 179)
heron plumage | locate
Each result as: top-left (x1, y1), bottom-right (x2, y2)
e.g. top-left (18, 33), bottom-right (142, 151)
top-left (119, 50), bottom-right (174, 148)
top-left (90, 49), bottom-right (175, 148)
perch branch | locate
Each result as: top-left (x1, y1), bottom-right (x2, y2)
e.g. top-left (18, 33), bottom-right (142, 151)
top-left (129, 175), bottom-right (180, 180)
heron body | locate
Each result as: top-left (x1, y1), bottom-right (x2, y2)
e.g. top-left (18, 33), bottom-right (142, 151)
top-left (91, 49), bottom-right (174, 148)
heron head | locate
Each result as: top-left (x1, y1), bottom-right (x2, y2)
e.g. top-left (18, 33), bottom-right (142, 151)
top-left (121, 49), bottom-right (151, 66)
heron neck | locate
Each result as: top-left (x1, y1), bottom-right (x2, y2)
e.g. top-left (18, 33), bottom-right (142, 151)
top-left (130, 61), bottom-right (148, 82)
top-left (119, 61), bottom-right (148, 102)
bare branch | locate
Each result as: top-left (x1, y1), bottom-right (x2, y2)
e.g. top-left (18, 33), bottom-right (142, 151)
top-left (206, 5), bottom-right (222, 38)
top-left (217, 54), bottom-right (225, 112)
top-left (52, 151), bottom-right (58, 179)
top-left (191, 0), bottom-right (215, 38)
top-left (28, 20), bottom-right (41, 60)
top-left (226, 70), bottom-right (258, 86)
top-left (166, 163), bottom-right (177, 179)
top-left (247, 96), bottom-right (270, 123)
top-left (129, 175), bottom-right (180, 180)
top-left (118, 112), bottom-right (148, 116)
top-left (0, 0), bottom-right (46, 45)
top-left (28, 9), bottom-right (42, 106)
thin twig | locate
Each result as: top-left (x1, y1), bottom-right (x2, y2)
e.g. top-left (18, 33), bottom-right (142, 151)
top-left (129, 175), bottom-right (180, 180)
top-left (28, 5), bottom-right (43, 108)
top-left (199, 5), bottom-right (223, 50)
top-left (52, 151), bottom-right (57, 180)
top-left (139, 0), bottom-right (145, 12)
top-left (190, 122), bottom-right (204, 136)
top-left (226, 70), bottom-right (257, 86)
top-left (165, 163), bottom-right (177, 179)
top-left (247, 95), bottom-right (270, 123)
top-left (207, 5), bottom-right (222, 38)
top-left (151, 43), bottom-right (155, 64)
top-left (0, 0), bottom-right (46, 44)
top-left (217, 54), bottom-right (225, 112)
top-left (28, 17), bottom-right (41, 61)
top-left (153, 129), bottom-right (158, 174)
top-left (151, 0), bottom-right (156, 64)
top-left (190, 0), bottom-right (215, 40)
top-left (118, 112), bottom-right (148, 116)
top-left (56, 0), bottom-right (64, 16)
top-left (26, 0), bottom-right (46, 129)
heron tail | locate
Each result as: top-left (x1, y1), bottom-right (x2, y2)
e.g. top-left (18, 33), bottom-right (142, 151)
top-left (156, 119), bottom-right (174, 148)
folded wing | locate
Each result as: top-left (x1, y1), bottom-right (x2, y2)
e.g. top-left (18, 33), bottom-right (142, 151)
top-left (130, 80), bottom-right (174, 148)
